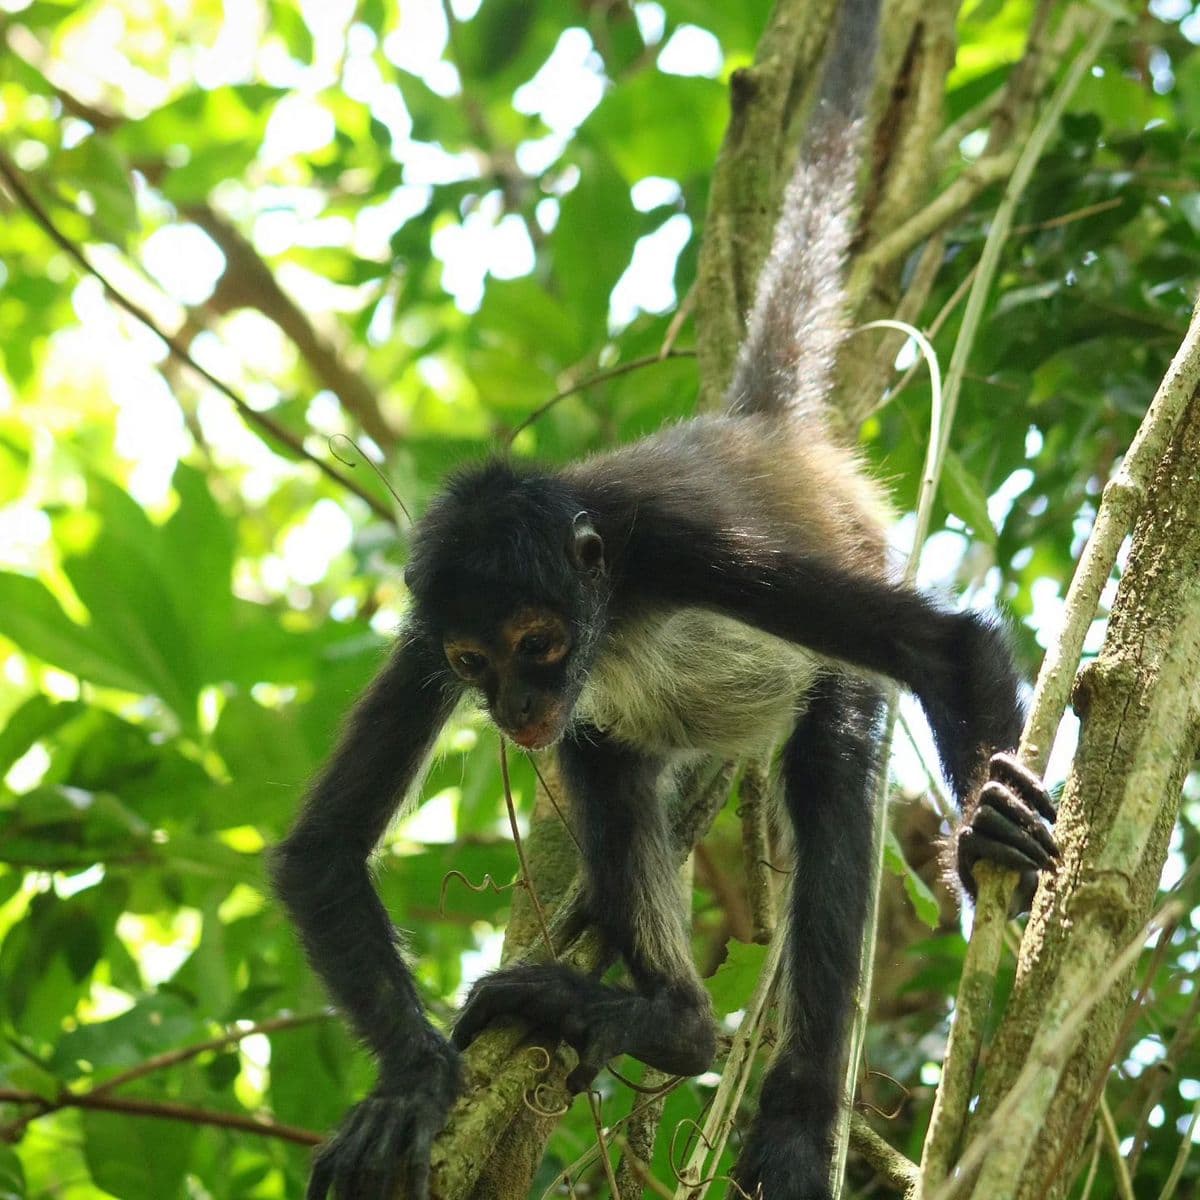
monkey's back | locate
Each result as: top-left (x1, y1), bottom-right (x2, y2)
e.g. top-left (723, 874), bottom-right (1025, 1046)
top-left (567, 414), bottom-right (891, 575)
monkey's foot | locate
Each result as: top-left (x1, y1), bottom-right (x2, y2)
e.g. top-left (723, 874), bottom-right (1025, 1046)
top-left (452, 963), bottom-right (716, 1090)
top-left (306, 1034), bottom-right (460, 1200)
top-left (956, 751), bottom-right (1058, 901)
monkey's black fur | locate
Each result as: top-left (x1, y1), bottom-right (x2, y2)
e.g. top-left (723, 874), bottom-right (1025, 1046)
top-left (274, 2), bottom-right (1058, 1197)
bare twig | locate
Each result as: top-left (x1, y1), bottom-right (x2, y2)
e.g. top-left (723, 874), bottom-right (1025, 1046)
top-left (849, 1113), bottom-right (918, 1196)
top-left (505, 350), bottom-right (695, 444)
top-left (499, 740), bottom-right (556, 959)
top-left (614, 1131), bottom-right (675, 1198)
top-left (926, 901), bottom-right (1184, 1200)
top-left (1157, 1094), bottom-right (1200, 1200)
top-left (673, 931), bottom-right (783, 1199)
top-left (1127, 984), bottom-right (1200, 1172)
top-left (0, 1086), bottom-right (320, 1146)
top-left (1099, 1093), bottom-right (1136, 1200)
top-left (660, 284), bottom-right (696, 360)
top-left (188, 205), bottom-right (398, 451)
top-left (90, 1012), bottom-right (328, 1096)
top-left (847, 150), bottom-right (1017, 302)
top-left (1042, 907), bottom-right (1181, 1191)
top-left (737, 761), bottom-right (777, 943)
top-left (588, 1091), bottom-right (623, 1199)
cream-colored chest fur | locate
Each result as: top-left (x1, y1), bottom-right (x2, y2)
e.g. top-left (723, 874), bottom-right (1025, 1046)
top-left (575, 608), bottom-right (820, 756)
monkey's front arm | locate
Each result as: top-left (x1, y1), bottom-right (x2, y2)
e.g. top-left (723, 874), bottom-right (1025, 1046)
top-left (613, 509), bottom-right (1059, 886)
top-left (272, 634), bottom-right (461, 1200)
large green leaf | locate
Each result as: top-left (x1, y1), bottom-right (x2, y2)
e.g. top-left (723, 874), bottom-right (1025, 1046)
top-left (553, 150), bottom-right (638, 329)
top-left (161, 464), bottom-right (236, 667)
top-left (0, 1145), bottom-right (25, 1200)
top-left (82, 1109), bottom-right (195, 1200)
top-left (704, 938), bottom-right (768, 1017)
top-left (63, 479), bottom-right (201, 719)
top-left (0, 573), bottom-right (149, 695)
top-left (586, 73), bottom-right (726, 184)
top-left (0, 695), bottom-right (84, 777)
top-left (884, 829), bottom-right (940, 930)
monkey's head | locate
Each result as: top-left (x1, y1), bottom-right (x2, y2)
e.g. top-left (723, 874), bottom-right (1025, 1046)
top-left (405, 460), bottom-right (608, 749)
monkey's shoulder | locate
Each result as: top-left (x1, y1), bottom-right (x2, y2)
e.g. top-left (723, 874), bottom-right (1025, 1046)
top-left (574, 606), bottom-right (821, 756)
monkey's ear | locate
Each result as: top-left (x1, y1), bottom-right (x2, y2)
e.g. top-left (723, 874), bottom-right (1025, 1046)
top-left (570, 513), bottom-right (605, 576)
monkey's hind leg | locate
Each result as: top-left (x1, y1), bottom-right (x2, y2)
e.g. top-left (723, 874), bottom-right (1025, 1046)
top-left (453, 729), bottom-right (717, 1091)
top-left (733, 674), bottom-right (884, 1200)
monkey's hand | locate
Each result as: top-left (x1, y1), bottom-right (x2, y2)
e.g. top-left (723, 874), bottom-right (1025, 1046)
top-left (306, 1032), bottom-right (460, 1200)
top-left (453, 964), bottom-right (716, 1090)
top-left (955, 751), bottom-right (1058, 909)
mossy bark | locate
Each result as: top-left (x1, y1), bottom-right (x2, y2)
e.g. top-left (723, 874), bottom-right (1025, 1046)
top-left (959, 387), bottom-right (1200, 1198)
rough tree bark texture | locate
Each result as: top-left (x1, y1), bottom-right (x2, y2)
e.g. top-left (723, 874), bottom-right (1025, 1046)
top-left (956, 384), bottom-right (1200, 1200)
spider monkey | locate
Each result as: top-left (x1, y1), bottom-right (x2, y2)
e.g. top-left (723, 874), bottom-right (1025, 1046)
top-left (273, 0), bottom-right (1057, 1196)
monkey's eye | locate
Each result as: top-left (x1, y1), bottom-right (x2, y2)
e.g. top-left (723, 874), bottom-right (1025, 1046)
top-left (518, 632), bottom-right (555, 659)
top-left (452, 650), bottom-right (488, 677)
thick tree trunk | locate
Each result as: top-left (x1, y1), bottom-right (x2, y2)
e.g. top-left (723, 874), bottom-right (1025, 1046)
top-left (955, 381), bottom-right (1200, 1199)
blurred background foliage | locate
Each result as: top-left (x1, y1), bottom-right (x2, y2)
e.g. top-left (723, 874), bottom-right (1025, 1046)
top-left (0, 0), bottom-right (1198, 1197)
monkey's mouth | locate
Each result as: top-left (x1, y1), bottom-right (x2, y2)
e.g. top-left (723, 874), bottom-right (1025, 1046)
top-left (506, 706), bottom-right (570, 751)
top-left (509, 724), bottom-right (558, 751)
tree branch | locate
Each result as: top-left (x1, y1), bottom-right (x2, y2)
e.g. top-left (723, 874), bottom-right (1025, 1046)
top-left (0, 150), bottom-right (395, 524)
top-left (849, 1114), bottom-right (918, 1196)
top-left (0, 1086), bottom-right (321, 1146)
top-left (916, 15), bottom-right (1122, 1186)
top-left (187, 204), bottom-right (399, 451)
top-left (89, 1011), bottom-right (329, 1096)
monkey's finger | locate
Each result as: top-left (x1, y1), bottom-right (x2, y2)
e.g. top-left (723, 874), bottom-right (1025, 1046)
top-left (566, 1054), bottom-right (605, 1094)
top-left (451, 998), bottom-right (501, 1049)
top-left (306, 1145), bottom-right (337, 1200)
top-left (958, 828), bottom-right (1046, 878)
top-left (989, 752), bottom-right (1057, 824)
top-left (403, 1157), bottom-right (431, 1200)
top-left (971, 806), bottom-right (1057, 870)
top-left (979, 782), bottom-right (1060, 860)
top-left (404, 1119), bottom-right (438, 1200)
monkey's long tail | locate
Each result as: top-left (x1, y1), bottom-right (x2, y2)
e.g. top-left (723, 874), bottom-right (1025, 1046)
top-left (724, 0), bottom-right (882, 421)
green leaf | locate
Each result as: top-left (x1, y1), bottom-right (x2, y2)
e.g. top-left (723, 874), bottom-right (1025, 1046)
top-left (0, 425), bottom-right (30, 505)
top-left (395, 69), bottom-right (471, 148)
top-left (83, 1109), bottom-right (195, 1200)
top-left (884, 829), bottom-right (940, 929)
top-left (53, 138), bottom-right (137, 243)
top-left (50, 995), bottom-right (199, 1079)
top-left (0, 573), bottom-right (149, 694)
top-left (161, 464), bottom-right (236, 666)
top-left (940, 449), bottom-right (996, 543)
top-left (554, 150), bottom-right (638, 329)
top-left (0, 1144), bottom-right (25, 1200)
top-left (268, 0), bottom-right (314, 63)
top-left (476, 277), bottom-right (585, 364)
top-left (585, 73), bottom-right (725, 184)
top-left (658, 0), bottom-right (772, 54)
top-left (451, 0), bottom-right (545, 81)
top-left (61, 476), bottom-right (202, 718)
top-left (113, 85), bottom-right (284, 204)
top-left (705, 939), bottom-right (768, 1016)
top-left (0, 695), bottom-right (84, 777)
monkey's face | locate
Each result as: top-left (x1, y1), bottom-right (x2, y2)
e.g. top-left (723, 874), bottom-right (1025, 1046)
top-left (405, 466), bottom-right (610, 745)
top-left (443, 607), bottom-right (579, 749)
